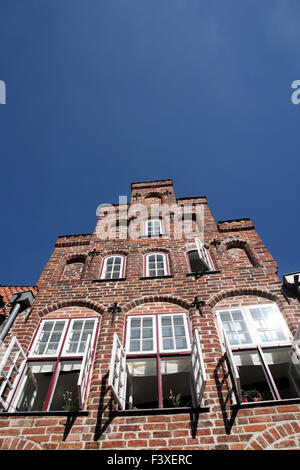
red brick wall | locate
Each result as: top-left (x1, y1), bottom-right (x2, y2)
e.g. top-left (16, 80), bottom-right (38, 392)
top-left (0, 180), bottom-right (300, 451)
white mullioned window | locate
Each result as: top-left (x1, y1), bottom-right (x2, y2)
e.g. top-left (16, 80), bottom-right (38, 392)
top-left (216, 304), bottom-right (300, 403)
top-left (108, 313), bottom-right (207, 410)
top-left (101, 255), bottom-right (125, 280)
top-left (145, 253), bottom-right (169, 277)
top-left (2, 317), bottom-right (100, 413)
top-left (146, 219), bottom-right (162, 236)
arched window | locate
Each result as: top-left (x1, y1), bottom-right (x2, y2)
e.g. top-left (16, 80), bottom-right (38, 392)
top-left (1, 317), bottom-right (100, 412)
top-left (101, 255), bottom-right (125, 280)
top-left (146, 219), bottom-right (162, 237)
top-left (145, 253), bottom-right (169, 277)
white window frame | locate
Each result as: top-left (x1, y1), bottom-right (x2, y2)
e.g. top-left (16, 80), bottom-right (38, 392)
top-left (119, 315), bottom-right (207, 410)
top-left (125, 315), bottom-right (157, 355)
top-left (157, 313), bottom-right (191, 353)
top-left (195, 238), bottom-right (214, 271)
top-left (9, 317), bottom-right (99, 412)
top-left (101, 255), bottom-right (125, 280)
top-left (146, 219), bottom-right (162, 237)
top-left (126, 313), bottom-right (191, 355)
top-left (108, 333), bottom-right (127, 410)
top-left (216, 304), bottom-right (292, 350)
top-left (216, 304), bottom-right (295, 404)
top-left (28, 319), bottom-right (68, 358)
top-left (61, 318), bottom-right (98, 357)
top-left (145, 252), bottom-right (169, 277)
top-left (191, 329), bottom-right (207, 407)
top-left (0, 337), bottom-right (28, 411)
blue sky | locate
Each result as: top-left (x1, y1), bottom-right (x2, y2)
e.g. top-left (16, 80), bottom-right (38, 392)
top-left (0, 0), bottom-right (299, 285)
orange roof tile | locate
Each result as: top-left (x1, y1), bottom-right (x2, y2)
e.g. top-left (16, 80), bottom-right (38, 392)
top-left (0, 286), bottom-right (38, 316)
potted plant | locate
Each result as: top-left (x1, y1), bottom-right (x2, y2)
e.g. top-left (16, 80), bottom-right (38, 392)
top-left (169, 389), bottom-right (182, 407)
top-left (61, 390), bottom-right (79, 411)
top-left (241, 389), bottom-right (263, 403)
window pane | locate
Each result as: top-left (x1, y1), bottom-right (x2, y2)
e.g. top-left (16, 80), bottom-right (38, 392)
top-left (143, 318), bottom-right (152, 327)
top-left (160, 315), bottom-right (189, 352)
top-left (65, 319), bottom-right (95, 355)
top-left (174, 326), bottom-right (185, 337)
top-left (50, 361), bottom-right (81, 411)
top-left (161, 317), bottom-right (171, 326)
top-left (130, 329), bottom-right (140, 339)
top-left (173, 316), bottom-right (184, 326)
top-left (249, 307), bottom-right (288, 344)
top-left (142, 339), bottom-right (153, 351)
top-left (126, 358), bottom-right (158, 409)
top-left (264, 347), bottom-right (300, 400)
top-left (233, 350), bottom-right (274, 402)
top-left (142, 328), bottom-right (153, 338)
top-left (131, 318), bottom-right (141, 328)
top-left (163, 338), bottom-right (174, 349)
top-left (162, 327), bottom-right (172, 337)
top-left (219, 310), bottom-right (252, 346)
top-left (34, 321), bottom-right (65, 356)
top-left (16, 362), bottom-right (55, 411)
top-left (161, 356), bottom-right (192, 408)
top-left (175, 337), bottom-right (187, 349)
top-left (129, 340), bottom-right (140, 352)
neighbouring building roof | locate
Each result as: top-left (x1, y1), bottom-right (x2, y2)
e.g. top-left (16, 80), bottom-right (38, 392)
top-left (0, 285), bottom-right (38, 317)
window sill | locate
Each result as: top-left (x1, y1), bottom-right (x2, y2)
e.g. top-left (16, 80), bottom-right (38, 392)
top-left (92, 278), bottom-right (127, 283)
top-left (139, 275), bottom-right (174, 280)
top-left (186, 270), bottom-right (221, 278)
top-left (0, 410), bottom-right (89, 417)
top-left (139, 234), bottom-right (169, 239)
top-left (112, 406), bottom-right (210, 416)
top-left (231, 397), bottom-right (300, 410)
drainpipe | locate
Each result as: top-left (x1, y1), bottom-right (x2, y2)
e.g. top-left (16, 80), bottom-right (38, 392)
top-left (0, 290), bottom-right (35, 344)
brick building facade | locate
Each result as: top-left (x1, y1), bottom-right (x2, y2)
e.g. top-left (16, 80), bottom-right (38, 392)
top-left (0, 179), bottom-right (300, 451)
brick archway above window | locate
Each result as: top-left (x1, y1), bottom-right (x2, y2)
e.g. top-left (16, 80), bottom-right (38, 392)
top-left (0, 437), bottom-right (43, 450)
top-left (207, 287), bottom-right (285, 311)
top-left (36, 299), bottom-right (105, 318)
top-left (244, 421), bottom-right (300, 450)
top-left (122, 295), bottom-right (191, 314)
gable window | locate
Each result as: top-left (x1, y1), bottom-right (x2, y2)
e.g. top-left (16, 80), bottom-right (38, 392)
top-left (109, 313), bottom-right (207, 411)
top-left (101, 256), bottom-right (125, 280)
top-left (216, 304), bottom-right (300, 403)
top-left (0, 317), bottom-right (100, 412)
top-left (146, 219), bottom-right (162, 237)
top-left (187, 238), bottom-right (214, 273)
top-left (145, 253), bottom-right (169, 277)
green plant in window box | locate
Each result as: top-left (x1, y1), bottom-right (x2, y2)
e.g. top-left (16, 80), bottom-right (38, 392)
top-left (62, 391), bottom-right (79, 411)
top-left (241, 389), bottom-right (263, 403)
top-left (169, 389), bottom-right (182, 407)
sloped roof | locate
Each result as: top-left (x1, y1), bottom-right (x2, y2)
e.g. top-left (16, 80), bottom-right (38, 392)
top-left (0, 285), bottom-right (38, 317)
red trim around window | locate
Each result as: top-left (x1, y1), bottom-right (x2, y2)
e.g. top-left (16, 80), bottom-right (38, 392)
top-left (9, 316), bottom-right (100, 412)
top-left (124, 311), bottom-right (191, 409)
